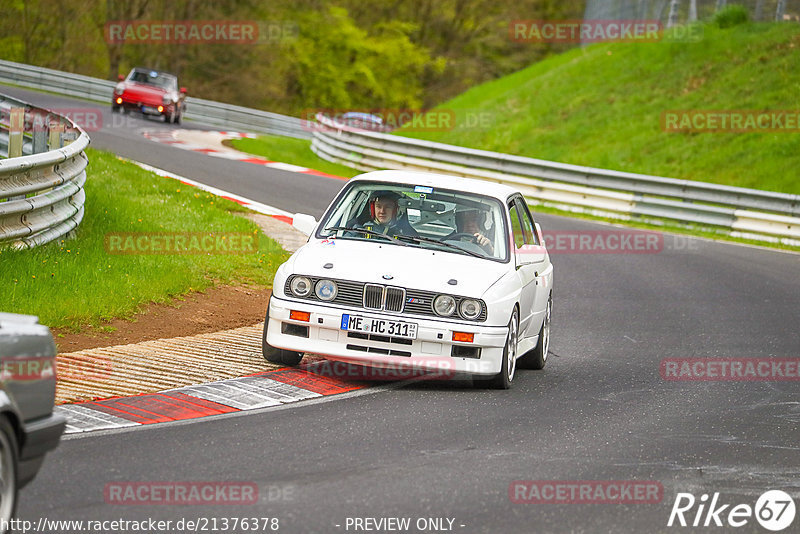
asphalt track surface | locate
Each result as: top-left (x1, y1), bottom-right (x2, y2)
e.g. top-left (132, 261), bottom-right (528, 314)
top-left (6, 86), bottom-right (800, 533)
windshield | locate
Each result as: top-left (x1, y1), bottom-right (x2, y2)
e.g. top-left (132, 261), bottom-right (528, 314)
top-left (127, 70), bottom-right (177, 91)
top-left (317, 181), bottom-right (508, 261)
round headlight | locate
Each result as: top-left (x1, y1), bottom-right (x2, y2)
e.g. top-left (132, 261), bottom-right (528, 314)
top-left (459, 299), bottom-right (482, 320)
top-left (315, 279), bottom-right (338, 301)
top-left (290, 276), bottom-right (312, 297)
top-left (433, 295), bottom-right (457, 316)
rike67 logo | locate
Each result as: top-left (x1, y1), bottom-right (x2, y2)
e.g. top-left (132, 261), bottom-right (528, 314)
top-left (668, 490), bottom-right (795, 531)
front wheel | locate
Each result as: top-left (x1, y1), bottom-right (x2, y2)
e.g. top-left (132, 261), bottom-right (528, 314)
top-left (261, 312), bottom-right (303, 366)
top-left (519, 295), bottom-right (551, 370)
top-left (487, 308), bottom-right (519, 389)
top-left (0, 417), bottom-right (19, 524)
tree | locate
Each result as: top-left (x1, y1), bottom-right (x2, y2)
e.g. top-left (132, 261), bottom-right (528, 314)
top-left (667, 0), bottom-right (681, 28)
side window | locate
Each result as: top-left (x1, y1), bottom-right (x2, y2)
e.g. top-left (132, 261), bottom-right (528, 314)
top-left (508, 202), bottom-right (525, 250)
top-left (515, 198), bottom-right (539, 245)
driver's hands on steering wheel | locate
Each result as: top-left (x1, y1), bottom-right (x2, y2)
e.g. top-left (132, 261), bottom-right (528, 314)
top-left (473, 232), bottom-right (493, 252)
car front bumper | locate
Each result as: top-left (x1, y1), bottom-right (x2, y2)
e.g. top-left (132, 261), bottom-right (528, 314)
top-left (267, 296), bottom-right (509, 377)
top-left (114, 96), bottom-right (174, 116)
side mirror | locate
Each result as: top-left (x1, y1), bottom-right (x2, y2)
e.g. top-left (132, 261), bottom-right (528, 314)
top-left (117, 74), bottom-right (125, 81)
top-left (292, 213), bottom-right (317, 236)
top-left (516, 244), bottom-right (547, 265)
top-left (180, 87), bottom-right (187, 94)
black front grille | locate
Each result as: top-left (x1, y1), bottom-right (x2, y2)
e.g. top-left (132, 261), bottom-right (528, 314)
top-left (385, 287), bottom-right (405, 312)
top-left (363, 284), bottom-right (384, 309)
top-left (285, 275), bottom-right (486, 321)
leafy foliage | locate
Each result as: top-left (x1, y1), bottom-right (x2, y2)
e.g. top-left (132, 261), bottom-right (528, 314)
top-left (713, 4), bottom-right (750, 28)
top-left (0, 0), bottom-right (586, 114)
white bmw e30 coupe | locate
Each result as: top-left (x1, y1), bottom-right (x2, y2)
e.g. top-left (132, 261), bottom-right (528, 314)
top-left (263, 170), bottom-right (553, 388)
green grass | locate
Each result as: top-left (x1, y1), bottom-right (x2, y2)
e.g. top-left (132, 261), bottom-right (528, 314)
top-left (398, 22), bottom-right (800, 194)
top-left (227, 135), bottom-right (360, 178)
top-left (0, 148), bottom-right (289, 329)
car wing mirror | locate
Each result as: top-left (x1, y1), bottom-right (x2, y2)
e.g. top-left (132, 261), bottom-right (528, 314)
top-left (180, 87), bottom-right (187, 94)
top-left (534, 222), bottom-right (544, 244)
top-left (292, 213), bottom-right (317, 236)
top-left (516, 244), bottom-right (547, 265)
top-left (117, 74), bottom-right (125, 81)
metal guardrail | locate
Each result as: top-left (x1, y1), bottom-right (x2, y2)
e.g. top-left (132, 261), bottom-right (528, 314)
top-left (0, 59), bottom-right (310, 140)
top-left (0, 94), bottom-right (89, 249)
top-left (311, 114), bottom-right (800, 245)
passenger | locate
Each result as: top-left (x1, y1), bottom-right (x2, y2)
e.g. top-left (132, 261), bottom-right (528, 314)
top-left (447, 208), bottom-right (494, 254)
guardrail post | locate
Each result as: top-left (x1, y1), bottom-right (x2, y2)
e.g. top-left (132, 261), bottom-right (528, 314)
top-left (8, 107), bottom-right (24, 158)
top-left (48, 121), bottom-right (64, 149)
top-left (31, 111), bottom-right (48, 154)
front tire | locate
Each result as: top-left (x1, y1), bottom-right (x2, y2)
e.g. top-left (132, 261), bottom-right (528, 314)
top-left (487, 308), bottom-right (519, 389)
top-left (0, 417), bottom-right (18, 524)
top-left (261, 312), bottom-right (303, 366)
top-left (519, 295), bottom-right (551, 370)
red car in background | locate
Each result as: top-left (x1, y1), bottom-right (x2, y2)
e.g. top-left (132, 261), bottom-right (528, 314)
top-left (112, 68), bottom-right (186, 124)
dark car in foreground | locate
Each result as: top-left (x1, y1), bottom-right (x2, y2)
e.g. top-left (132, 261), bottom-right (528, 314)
top-left (112, 68), bottom-right (186, 123)
top-left (0, 313), bottom-right (65, 525)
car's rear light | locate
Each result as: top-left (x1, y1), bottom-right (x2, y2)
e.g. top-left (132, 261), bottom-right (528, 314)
top-left (157, 105), bottom-right (164, 112)
top-left (452, 332), bottom-right (474, 343)
top-left (289, 310), bottom-right (311, 322)
top-left (115, 97), bottom-right (122, 104)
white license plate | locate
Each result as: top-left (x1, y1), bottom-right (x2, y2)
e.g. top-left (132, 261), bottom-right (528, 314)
top-left (341, 314), bottom-right (418, 339)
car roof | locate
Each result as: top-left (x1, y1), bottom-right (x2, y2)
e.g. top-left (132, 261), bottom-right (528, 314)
top-left (349, 170), bottom-right (520, 202)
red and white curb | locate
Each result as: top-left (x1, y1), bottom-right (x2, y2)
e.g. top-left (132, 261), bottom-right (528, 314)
top-left (56, 366), bottom-right (365, 434)
top-left (142, 129), bottom-right (346, 180)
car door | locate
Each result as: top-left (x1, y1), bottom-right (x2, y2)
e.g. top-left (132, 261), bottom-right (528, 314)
top-left (509, 197), bottom-right (536, 337)
top-left (509, 196), bottom-right (548, 339)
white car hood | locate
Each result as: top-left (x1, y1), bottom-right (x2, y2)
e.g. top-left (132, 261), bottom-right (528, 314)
top-left (287, 239), bottom-right (508, 297)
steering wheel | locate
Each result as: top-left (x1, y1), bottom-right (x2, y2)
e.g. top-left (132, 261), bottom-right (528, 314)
top-left (446, 232), bottom-right (479, 243)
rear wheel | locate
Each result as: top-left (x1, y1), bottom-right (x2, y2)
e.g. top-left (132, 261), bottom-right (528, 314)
top-left (519, 295), bottom-right (551, 370)
top-left (486, 308), bottom-right (518, 389)
top-left (0, 417), bottom-right (18, 524)
top-left (261, 312), bottom-right (303, 366)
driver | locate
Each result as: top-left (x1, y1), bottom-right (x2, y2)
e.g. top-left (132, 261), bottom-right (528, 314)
top-left (447, 208), bottom-right (494, 254)
top-left (357, 191), bottom-right (418, 239)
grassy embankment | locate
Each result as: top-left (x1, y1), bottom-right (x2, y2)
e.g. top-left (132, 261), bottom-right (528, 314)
top-left (227, 20), bottom-right (800, 249)
top-left (0, 148), bottom-right (288, 330)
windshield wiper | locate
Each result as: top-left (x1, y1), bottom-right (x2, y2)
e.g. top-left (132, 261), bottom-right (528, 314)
top-left (324, 226), bottom-right (408, 246)
top-left (394, 234), bottom-right (484, 258)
